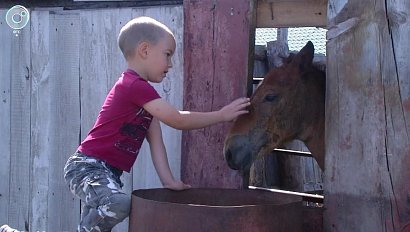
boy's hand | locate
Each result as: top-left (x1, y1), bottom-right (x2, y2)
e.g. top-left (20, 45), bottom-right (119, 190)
top-left (164, 179), bottom-right (191, 191)
top-left (219, 97), bottom-right (251, 122)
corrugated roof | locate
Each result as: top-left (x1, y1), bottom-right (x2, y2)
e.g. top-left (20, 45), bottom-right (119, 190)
top-left (255, 27), bottom-right (327, 55)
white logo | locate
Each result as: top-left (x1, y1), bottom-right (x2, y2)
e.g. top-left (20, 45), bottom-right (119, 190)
top-left (6, 5), bottom-right (30, 30)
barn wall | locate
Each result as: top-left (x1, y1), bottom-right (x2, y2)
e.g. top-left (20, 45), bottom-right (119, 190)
top-left (182, 0), bottom-right (253, 188)
top-left (325, 0), bottom-right (410, 231)
top-left (0, 5), bottom-right (183, 232)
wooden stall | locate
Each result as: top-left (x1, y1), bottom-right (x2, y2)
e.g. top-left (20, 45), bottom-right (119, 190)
top-left (183, 0), bottom-right (410, 231)
top-left (182, 0), bottom-right (327, 188)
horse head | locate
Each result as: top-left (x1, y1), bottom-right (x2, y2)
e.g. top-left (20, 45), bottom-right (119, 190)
top-left (223, 41), bottom-right (326, 173)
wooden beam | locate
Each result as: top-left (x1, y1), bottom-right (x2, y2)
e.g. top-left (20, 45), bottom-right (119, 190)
top-left (257, 1), bottom-right (327, 28)
top-left (0, 1), bottom-right (182, 9)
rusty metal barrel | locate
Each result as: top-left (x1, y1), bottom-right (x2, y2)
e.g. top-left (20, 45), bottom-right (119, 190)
top-left (129, 188), bottom-right (323, 232)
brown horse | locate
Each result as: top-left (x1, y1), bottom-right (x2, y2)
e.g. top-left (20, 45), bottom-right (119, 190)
top-left (223, 41), bottom-right (326, 176)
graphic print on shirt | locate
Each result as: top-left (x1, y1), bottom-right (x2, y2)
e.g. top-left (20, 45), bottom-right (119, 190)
top-left (114, 108), bottom-right (153, 155)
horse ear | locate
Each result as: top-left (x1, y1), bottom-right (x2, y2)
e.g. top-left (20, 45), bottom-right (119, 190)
top-left (291, 41), bottom-right (314, 71)
top-left (281, 53), bottom-right (296, 65)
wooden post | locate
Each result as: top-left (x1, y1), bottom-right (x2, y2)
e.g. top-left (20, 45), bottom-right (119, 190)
top-left (325, 0), bottom-right (410, 231)
top-left (182, 0), bottom-right (255, 188)
top-left (253, 45), bottom-right (268, 79)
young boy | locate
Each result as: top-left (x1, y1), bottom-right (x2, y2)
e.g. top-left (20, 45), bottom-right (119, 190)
top-left (63, 16), bottom-right (250, 232)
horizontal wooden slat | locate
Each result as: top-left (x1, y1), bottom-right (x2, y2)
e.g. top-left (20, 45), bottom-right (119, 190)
top-left (0, 1), bottom-right (182, 9)
top-left (257, 1), bottom-right (327, 28)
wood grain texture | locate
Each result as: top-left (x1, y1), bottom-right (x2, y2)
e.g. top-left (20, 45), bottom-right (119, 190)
top-left (325, 0), bottom-right (410, 231)
top-left (257, 1), bottom-right (327, 28)
top-left (0, 9), bottom-right (12, 226)
top-left (182, 0), bottom-right (251, 188)
top-left (30, 10), bottom-right (51, 231)
top-left (30, 11), bottom-right (82, 231)
top-left (7, 10), bottom-right (31, 230)
top-left (49, 12), bottom-right (81, 231)
top-left (0, 1), bottom-right (182, 9)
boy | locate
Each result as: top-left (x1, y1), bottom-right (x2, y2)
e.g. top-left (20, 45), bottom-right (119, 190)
top-left (63, 16), bottom-right (250, 232)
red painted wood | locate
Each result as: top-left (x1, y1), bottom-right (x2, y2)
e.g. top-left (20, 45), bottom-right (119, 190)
top-left (182, 0), bottom-right (251, 188)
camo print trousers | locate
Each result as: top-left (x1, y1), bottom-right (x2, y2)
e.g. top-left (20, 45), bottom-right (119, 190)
top-left (64, 152), bottom-right (131, 232)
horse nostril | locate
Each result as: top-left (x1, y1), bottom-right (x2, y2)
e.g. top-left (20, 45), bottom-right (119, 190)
top-left (225, 149), bottom-right (233, 162)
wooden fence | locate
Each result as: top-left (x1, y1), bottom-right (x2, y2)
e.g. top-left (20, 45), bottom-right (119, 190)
top-left (0, 5), bottom-right (183, 232)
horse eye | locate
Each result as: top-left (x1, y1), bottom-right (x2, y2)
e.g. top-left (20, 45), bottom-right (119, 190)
top-left (264, 94), bottom-right (277, 102)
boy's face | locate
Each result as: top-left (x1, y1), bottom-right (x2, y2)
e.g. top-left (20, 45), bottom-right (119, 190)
top-left (145, 33), bottom-right (176, 83)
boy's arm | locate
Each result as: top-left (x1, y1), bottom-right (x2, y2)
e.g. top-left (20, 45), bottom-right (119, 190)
top-left (143, 97), bottom-right (250, 130)
top-left (146, 117), bottom-right (191, 190)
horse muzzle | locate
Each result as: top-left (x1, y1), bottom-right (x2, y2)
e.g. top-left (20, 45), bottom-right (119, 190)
top-left (223, 135), bottom-right (254, 171)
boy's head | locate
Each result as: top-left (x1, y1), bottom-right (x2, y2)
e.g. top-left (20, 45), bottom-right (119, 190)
top-left (118, 17), bottom-right (173, 59)
top-left (118, 17), bottom-right (175, 82)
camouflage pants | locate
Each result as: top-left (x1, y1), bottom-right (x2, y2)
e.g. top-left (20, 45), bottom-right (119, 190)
top-left (64, 152), bottom-right (130, 232)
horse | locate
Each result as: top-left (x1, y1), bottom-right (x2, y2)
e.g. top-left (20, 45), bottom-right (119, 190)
top-left (223, 41), bottom-right (326, 182)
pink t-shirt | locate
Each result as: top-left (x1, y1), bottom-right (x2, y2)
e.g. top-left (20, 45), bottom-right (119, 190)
top-left (78, 69), bottom-right (160, 172)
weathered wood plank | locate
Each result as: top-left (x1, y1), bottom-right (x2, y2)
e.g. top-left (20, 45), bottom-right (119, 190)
top-left (7, 9), bottom-right (31, 230)
top-left (386, 1), bottom-right (410, 229)
top-left (182, 0), bottom-right (251, 188)
top-left (257, 1), bottom-right (327, 28)
top-left (30, 10), bottom-right (51, 231)
top-left (46, 12), bottom-right (81, 231)
top-left (0, 1), bottom-right (182, 9)
top-left (0, 9), bottom-right (12, 226)
top-left (80, 10), bottom-right (112, 140)
top-left (325, 0), bottom-right (410, 231)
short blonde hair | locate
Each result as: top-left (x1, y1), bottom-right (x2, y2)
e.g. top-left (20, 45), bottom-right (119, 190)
top-left (118, 17), bottom-right (173, 60)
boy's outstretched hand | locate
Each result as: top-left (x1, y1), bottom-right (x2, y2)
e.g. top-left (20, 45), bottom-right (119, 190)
top-left (164, 179), bottom-right (191, 191)
top-left (218, 97), bottom-right (251, 122)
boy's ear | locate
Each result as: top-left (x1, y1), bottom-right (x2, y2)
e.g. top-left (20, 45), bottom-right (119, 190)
top-left (136, 42), bottom-right (149, 59)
